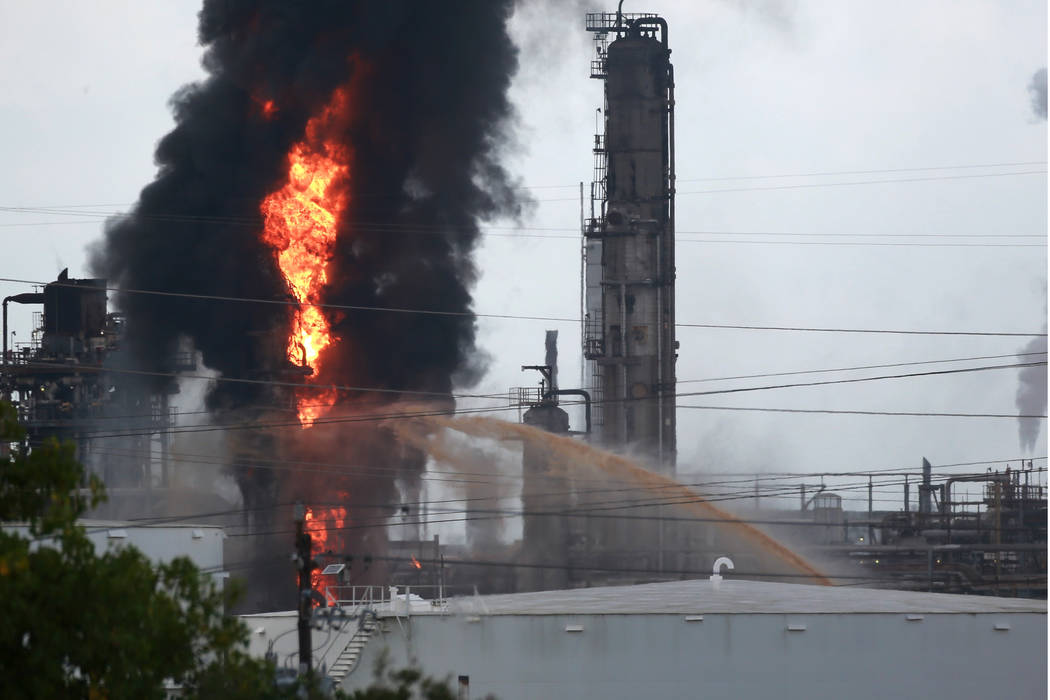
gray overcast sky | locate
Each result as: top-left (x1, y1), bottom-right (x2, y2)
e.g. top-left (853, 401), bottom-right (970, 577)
top-left (1, 1), bottom-right (1046, 504)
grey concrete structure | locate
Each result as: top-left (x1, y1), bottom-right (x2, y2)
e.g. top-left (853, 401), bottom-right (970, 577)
top-left (5, 519), bottom-right (226, 585)
top-left (332, 579), bottom-right (1046, 699)
top-left (584, 12), bottom-right (676, 472)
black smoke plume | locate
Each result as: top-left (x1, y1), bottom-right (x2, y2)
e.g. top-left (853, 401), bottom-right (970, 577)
top-left (91, 1), bottom-right (525, 406)
top-left (89, 1), bottom-right (528, 609)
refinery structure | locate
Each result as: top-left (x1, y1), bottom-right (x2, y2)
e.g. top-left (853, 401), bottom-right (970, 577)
top-left (1, 4), bottom-right (1046, 697)
top-left (582, 10), bottom-right (677, 471)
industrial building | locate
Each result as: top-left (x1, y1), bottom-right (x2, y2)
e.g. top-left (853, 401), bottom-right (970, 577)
top-left (245, 577), bottom-right (1046, 698)
top-left (3, 520), bottom-right (226, 585)
top-left (1, 269), bottom-right (183, 513)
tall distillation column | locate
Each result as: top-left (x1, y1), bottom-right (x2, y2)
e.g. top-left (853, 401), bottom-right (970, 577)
top-left (584, 11), bottom-right (676, 473)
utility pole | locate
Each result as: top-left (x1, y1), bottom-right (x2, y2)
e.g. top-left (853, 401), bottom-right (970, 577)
top-left (294, 502), bottom-right (313, 677)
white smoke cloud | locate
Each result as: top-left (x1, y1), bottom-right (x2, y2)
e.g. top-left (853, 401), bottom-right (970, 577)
top-left (1028, 67), bottom-right (1047, 120)
top-left (1016, 327), bottom-right (1048, 453)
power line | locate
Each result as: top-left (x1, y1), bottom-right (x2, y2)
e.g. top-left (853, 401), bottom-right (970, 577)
top-left (676, 169), bottom-right (1049, 196)
top-left (674, 160), bottom-right (1050, 183)
top-left (8, 349), bottom-right (1040, 428)
top-left (85, 428), bottom-right (1042, 505)
top-left (675, 322), bottom-right (1046, 337)
top-left (672, 361), bottom-right (1046, 400)
top-left (31, 452), bottom-right (1039, 546)
top-left (678, 351), bottom-right (1048, 385)
top-left (222, 470), bottom-right (1038, 539)
top-left (671, 239), bottom-right (1045, 248)
top-left (17, 360), bottom-right (511, 404)
top-left (25, 360), bottom-right (1044, 442)
top-left (3, 216), bottom-right (1048, 239)
top-left (677, 405), bottom-right (1048, 419)
top-left (21, 350), bottom-right (1047, 426)
top-left (70, 434), bottom-right (1045, 499)
top-left (1, 276), bottom-right (1045, 337)
top-left (673, 230), bottom-right (1047, 239)
top-left (532, 169), bottom-right (1049, 201)
top-left (3, 160), bottom-right (1044, 209)
top-left (1, 217), bottom-right (1044, 247)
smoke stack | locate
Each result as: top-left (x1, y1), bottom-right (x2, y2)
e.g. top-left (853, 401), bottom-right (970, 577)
top-left (545, 330), bottom-right (559, 393)
top-left (920, 457), bottom-right (932, 514)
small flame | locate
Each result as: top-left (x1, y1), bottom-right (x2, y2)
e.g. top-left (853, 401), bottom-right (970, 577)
top-left (411, 555), bottom-right (422, 570)
top-left (260, 87), bottom-right (351, 425)
top-left (252, 94), bottom-right (278, 119)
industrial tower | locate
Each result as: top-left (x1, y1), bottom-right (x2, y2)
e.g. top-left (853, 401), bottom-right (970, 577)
top-left (584, 10), bottom-right (676, 472)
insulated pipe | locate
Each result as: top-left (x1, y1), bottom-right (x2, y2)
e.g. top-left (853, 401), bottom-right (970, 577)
top-left (544, 389), bottom-right (592, 434)
top-left (629, 17), bottom-right (668, 47)
top-left (2, 293), bottom-right (45, 367)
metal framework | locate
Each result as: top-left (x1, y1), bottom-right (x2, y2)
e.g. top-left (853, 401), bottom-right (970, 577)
top-left (1, 271), bottom-right (181, 510)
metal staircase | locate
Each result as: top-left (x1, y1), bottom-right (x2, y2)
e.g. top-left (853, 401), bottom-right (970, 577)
top-left (329, 614), bottom-right (377, 685)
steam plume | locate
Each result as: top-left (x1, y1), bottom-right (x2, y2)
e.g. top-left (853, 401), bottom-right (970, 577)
top-left (1028, 68), bottom-right (1047, 121)
top-left (1016, 328), bottom-right (1048, 453)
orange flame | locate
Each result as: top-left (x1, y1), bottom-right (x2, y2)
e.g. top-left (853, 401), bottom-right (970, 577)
top-left (252, 95), bottom-right (278, 119)
top-left (411, 555), bottom-right (422, 570)
top-left (305, 504), bottom-right (348, 604)
top-left (260, 87), bottom-right (351, 425)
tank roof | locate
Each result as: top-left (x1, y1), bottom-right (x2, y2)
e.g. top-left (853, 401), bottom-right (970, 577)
top-left (434, 578), bottom-right (1046, 617)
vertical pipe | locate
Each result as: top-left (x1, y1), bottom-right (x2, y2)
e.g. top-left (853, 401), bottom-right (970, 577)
top-left (620, 282), bottom-right (627, 443)
top-left (666, 61), bottom-right (676, 472)
top-left (994, 480), bottom-right (1002, 592)
top-left (657, 514), bottom-right (664, 573)
top-left (2, 298), bottom-right (8, 369)
top-left (580, 182), bottom-right (586, 401)
top-left (927, 548), bottom-right (933, 592)
top-left (656, 229), bottom-right (663, 466)
top-left (436, 534), bottom-right (443, 602)
top-left (867, 476), bottom-right (874, 545)
top-left (943, 483), bottom-right (952, 550)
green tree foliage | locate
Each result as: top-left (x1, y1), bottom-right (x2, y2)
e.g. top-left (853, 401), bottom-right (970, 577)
top-left (0, 401), bottom-right (288, 698)
top-left (0, 401), bottom-right (482, 698)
